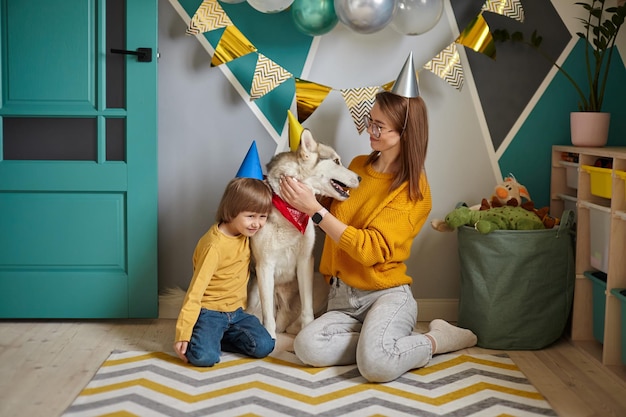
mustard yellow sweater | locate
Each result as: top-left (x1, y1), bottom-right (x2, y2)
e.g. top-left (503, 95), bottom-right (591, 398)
top-left (175, 224), bottom-right (250, 342)
top-left (319, 155), bottom-right (432, 290)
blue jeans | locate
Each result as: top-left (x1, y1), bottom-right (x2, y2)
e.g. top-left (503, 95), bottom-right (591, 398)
top-left (185, 307), bottom-right (275, 367)
top-left (293, 278), bottom-right (432, 382)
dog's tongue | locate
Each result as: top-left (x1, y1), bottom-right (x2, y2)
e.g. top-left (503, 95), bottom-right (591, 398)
top-left (272, 194), bottom-right (309, 234)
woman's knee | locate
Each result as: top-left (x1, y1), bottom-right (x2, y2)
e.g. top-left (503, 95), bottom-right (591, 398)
top-left (357, 359), bottom-right (401, 383)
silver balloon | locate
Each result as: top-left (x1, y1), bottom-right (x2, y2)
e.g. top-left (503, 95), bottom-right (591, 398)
top-left (390, 0), bottom-right (443, 36)
top-left (247, 0), bottom-right (294, 13)
top-left (220, 0), bottom-right (247, 4)
top-left (334, 0), bottom-right (397, 34)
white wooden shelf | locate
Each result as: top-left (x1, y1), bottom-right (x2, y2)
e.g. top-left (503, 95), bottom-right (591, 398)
top-left (552, 145), bottom-right (626, 366)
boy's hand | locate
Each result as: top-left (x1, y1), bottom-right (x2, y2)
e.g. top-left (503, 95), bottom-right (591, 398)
top-left (173, 341), bottom-right (189, 363)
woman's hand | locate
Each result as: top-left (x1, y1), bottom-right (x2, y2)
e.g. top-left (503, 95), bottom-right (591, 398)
top-left (173, 341), bottom-right (189, 363)
top-left (280, 176), bottom-right (322, 215)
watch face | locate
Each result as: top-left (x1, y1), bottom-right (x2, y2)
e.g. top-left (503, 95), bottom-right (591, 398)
top-left (312, 212), bottom-right (323, 224)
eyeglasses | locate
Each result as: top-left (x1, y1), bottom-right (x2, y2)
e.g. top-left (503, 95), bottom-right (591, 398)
top-left (363, 115), bottom-right (395, 138)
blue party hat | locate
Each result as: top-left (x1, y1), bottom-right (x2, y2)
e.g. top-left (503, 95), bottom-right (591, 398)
top-left (236, 140), bottom-right (264, 180)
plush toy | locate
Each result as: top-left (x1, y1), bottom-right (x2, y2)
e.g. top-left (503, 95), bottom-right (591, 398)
top-left (432, 204), bottom-right (545, 234)
top-left (489, 175), bottom-right (531, 208)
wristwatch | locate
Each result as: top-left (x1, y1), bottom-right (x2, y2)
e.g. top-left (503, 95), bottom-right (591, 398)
top-left (311, 208), bottom-right (329, 225)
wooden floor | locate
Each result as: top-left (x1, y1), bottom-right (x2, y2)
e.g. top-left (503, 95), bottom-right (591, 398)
top-left (1, 319), bottom-right (625, 417)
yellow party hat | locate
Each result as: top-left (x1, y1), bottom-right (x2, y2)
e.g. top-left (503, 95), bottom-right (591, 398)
top-left (288, 110), bottom-right (304, 152)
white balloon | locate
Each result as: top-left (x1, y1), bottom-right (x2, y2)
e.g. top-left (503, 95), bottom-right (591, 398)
top-left (247, 0), bottom-right (294, 13)
top-left (334, 0), bottom-right (397, 34)
top-left (390, 0), bottom-right (443, 36)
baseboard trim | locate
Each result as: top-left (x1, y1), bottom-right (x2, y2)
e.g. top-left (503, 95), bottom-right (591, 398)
top-left (159, 291), bottom-right (459, 322)
top-left (416, 298), bottom-right (459, 322)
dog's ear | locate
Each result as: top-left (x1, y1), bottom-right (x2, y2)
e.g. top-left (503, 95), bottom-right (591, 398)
top-left (298, 129), bottom-right (317, 160)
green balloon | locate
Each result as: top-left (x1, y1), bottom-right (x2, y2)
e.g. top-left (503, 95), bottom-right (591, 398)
top-left (291, 0), bottom-right (338, 36)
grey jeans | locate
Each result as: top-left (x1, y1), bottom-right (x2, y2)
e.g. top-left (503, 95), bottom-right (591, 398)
top-left (293, 277), bottom-right (432, 382)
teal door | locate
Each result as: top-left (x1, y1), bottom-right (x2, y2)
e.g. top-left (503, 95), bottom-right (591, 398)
top-left (0, 0), bottom-right (158, 318)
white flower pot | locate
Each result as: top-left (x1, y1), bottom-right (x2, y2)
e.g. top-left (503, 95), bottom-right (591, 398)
top-left (570, 112), bottom-right (610, 147)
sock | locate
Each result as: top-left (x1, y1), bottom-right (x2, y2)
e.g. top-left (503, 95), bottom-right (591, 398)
top-left (425, 319), bottom-right (477, 354)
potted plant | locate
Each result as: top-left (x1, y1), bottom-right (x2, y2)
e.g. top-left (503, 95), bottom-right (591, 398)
top-left (493, 0), bottom-right (626, 146)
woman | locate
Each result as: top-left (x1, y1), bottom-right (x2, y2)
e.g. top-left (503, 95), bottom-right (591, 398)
top-left (279, 89), bottom-right (477, 382)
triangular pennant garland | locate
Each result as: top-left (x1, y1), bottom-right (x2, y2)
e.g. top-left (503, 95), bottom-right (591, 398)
top-left (424, 43), bottom-right (465, 91)
top-left (482, 0), bottom-right (525, 22)
top-left (340, 87), bottom-right (379, 134)
top-left (211, 25), bottom-right (257, 67)
top-left (294, 78), bottom-right (333, 123)
top-left (186, 0), bottom-right (233, 35)
top-left (182, 0), bottom-right (527, 132)
top-left (250, 53), bottom-right (293, 101)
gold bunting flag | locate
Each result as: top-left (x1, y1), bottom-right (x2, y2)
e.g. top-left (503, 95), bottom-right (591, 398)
top-left (294, 78), bottom-right (333, 124)
top-left (211, 25), bottom-right (257, 67)
top-left (455, 13), bottom-right (496, 59)
top-left (482, 0), bottom-right (525, 22)
top-left (250, 53), bottom-right (293, 101)
top-left (186, 0), bottom-right (233, 35)
top-left (340, 87), bottom-right (379, 134)
top-left (423, 43), bottom-right (465, 91)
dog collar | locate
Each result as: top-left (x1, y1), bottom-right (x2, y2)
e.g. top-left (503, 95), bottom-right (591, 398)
top-left (272, 193), bottom-right (309, 234)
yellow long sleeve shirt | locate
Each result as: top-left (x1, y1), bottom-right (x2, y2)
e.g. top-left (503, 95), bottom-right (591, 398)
top-left (175, 224), bottom-right (250, 342)
top-left (319, 155), bottom-right (432, 290)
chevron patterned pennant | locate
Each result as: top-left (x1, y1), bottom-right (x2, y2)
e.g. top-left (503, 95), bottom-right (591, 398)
top-left (482, 0), bottom-right (525, 23)
top-left (340, 87), bottom-right (379, 134)
top-left (425, 43), bottom-right (465, 91)
top-left (186, 0), bottom-right (232, 35)
top-left (62, 350), bottom-right (556, 417)
top-left (250, 54), bottom-right (293, 101)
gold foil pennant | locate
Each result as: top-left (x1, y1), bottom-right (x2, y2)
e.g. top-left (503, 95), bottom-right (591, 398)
top-left (294, 78), bottom-right (333, 124)
top-left (187, 0), bottom-right (233, 35)
top-left (455, 13), bottom-right (496, 59)
top-left (340, 87), bottom-right (379, 134)
top-left (250, 53), bottom-right (293, 101)
top-left (423, 43), bottom-right (465, 91)
top-left (211, 25), bottom-right (257, 67)
top-left (482, 0), bottom-right (525, 23)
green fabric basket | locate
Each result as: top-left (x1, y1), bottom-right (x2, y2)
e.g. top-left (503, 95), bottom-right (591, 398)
top-left (457, 210), bottom-right (576, 350)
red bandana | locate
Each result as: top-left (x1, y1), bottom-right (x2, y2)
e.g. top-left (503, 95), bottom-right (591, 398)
top-left (272, 193), bottom-right (309, 234)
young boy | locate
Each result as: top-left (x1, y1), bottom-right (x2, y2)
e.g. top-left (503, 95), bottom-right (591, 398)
top-left (173, 177), bottom-right (275, 367)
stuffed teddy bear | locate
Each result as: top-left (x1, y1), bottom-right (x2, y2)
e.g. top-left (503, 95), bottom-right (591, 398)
top-left (432, 204), bottom-right (545, 234)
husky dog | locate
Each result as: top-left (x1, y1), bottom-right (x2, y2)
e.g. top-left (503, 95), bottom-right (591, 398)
top-left (247, 129), bottom-right (360, 338)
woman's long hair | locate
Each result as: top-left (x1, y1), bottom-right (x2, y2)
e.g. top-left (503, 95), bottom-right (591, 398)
top-left (365, 91), bottom-right (429, 201)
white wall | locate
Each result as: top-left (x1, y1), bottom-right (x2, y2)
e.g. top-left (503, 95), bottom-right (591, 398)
top-left (156, 0), bottom-right (562, 312)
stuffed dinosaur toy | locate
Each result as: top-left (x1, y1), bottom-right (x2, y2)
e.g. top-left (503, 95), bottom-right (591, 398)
top-left (433, 204), bottom-right (546, 234)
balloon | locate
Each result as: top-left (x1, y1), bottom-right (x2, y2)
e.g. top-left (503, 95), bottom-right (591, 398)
top-left (334, 0), bottom-right (397, 34)
top-left (390, 0), bottom-right (444, 36)
top-left (247, 0), bottom-right (294, 13)
top-left (219, 0), bottom-right (246, 4)
top-left (292, 0), bottom-right (338, 36)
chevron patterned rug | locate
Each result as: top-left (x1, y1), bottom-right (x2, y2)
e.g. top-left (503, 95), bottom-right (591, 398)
top-left (62, 350), bottom-right (557, 417)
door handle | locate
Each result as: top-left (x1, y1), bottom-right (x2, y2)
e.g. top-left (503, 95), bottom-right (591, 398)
top-left (110, 47), bottom-right (152, 62)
